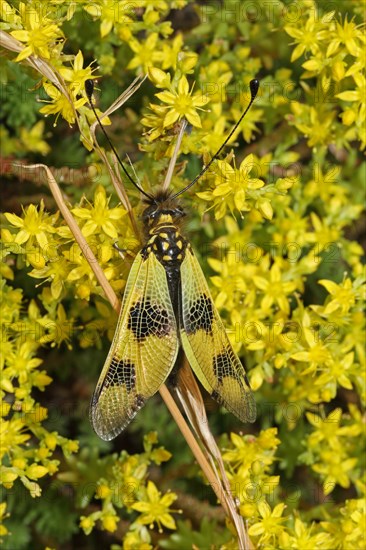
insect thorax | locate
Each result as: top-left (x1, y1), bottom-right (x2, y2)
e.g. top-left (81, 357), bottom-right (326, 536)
top-left (143, 220), bottom-right (187, 266)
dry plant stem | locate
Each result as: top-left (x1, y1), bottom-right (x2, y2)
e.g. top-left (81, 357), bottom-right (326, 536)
top-left (0, 29), bottom-right (143, 235)
top-left (0, 31), bottom-right (65, 93)
top-left (21, 163), bottom-right (228, 518)
top-left (89, 75), bottom-right (146, 136)
top-left (162, 119), bottom-right (188, 192)
top-left (94, 146), bottom-right (141, 240)
top-left (158, 384), bottom-right (233, 519)
top-left (176, 360), bottom-right (252, 550)
top-left (88, 137), bottom-right (131, 213)
top-left (19, 164), bottom-right (119, 308)
top-left (89, 75), bottom-right (146, 237)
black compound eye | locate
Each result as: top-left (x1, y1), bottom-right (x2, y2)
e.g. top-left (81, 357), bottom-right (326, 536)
top-left (142, 207), bottom-right (158, 223)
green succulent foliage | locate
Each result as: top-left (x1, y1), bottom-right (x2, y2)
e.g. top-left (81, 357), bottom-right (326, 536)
top-left (160, 518), bottom-right (232, 549)
top-left (2, 483), bottom-right (79, 549)
top-left (1, 61), bottom-right (40, 128)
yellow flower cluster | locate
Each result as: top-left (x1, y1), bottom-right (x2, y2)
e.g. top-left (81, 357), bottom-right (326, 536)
top-left (79, 432), bottom-right (178, 546)
top-left (0, 281), bottom-right (78, 501)
top-left (285, 3), bottom-right (366, 148)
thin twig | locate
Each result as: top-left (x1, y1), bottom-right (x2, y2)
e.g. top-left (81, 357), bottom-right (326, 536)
top-left (158, 385), bottom-right (233, 519)
top-left (17, 164), bottom-right (118, 308)
top-left (87, 77), bottom-right (147, 239)
top-left (162, 119), bottom-right (188, 192)
top-left (89, 75), bottom-right (146, 138)
top-left (175, 359), bottom-right (252, 549)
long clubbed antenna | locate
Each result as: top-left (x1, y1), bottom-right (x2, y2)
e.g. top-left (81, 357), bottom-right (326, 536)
top-left (85, 79), bottom-right (153, 200)
top-left (170, 79), bottom-right (260, 200)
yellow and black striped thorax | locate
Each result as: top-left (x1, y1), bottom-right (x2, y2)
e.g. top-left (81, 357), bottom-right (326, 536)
top-left (141, 191), bottom-right (188, 267)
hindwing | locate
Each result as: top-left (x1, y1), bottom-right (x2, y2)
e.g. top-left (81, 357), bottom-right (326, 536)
top-left (90, 250), bottom-right (179, 440)
top-left (179, 247), bottom-right (256, 423)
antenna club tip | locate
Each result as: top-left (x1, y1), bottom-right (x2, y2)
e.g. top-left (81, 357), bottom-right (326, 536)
top-left (85, 79), bottom-right (94, 100)
top-left (249, 79), bottom-right (260, 99)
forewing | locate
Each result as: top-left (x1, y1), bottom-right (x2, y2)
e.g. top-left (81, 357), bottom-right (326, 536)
top-left (180, 248), bottom-right (256, 423)
top-left (91, 251), bottom-right (179, 440)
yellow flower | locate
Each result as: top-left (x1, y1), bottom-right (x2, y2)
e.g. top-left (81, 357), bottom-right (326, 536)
top-left (306, 409), bottom-right (342, 449)
top-left (200, 59), bottom-right (233, 103)
top-left (223, 429), bottom-right (280, 473)
top-left (66, 243), bottom-right (112, 294)
top-left (230, 101), bottom-right (263, 143)
top-left (315, 351), bottom-right (355, 391)
top-left (291, 341), bottom-right (332, 375)
top-left (44, 433), bottom-right (58, 450)
top-left (11, 3), bottom-right (63, 61)
top-left (0, 0), bottom-right (21, 27)
top-left (0, 419), bottom-right (30, 459)
top-left (156, 75), bottom-right (209, 128)
top-left (72, 185), bottom-right (127, 239)
top-left (306, 408), bottom-right (361, 451)
top-left (60, 50), bottom-right (95, 96)
top-left (33, 371), bottom-right (53, 391)
top-left (23, 405), bottom-right (48, 424)
top-left (123, 528), bottom-right (152, 550)
top-left (39, 82), bottom-right (85, 125)
top-left (313, 450), bottom-right (357, 493)
top-left (63, 440), bottom-right (79, 454)
top-left (127, 33), bottom-right (161, 73)
top-left (4, 340), bottom-right (43, 385)
top-left (131, 481), bottom-right (178, 533)
top-left (249, 501), bottom-right (286, 544)
top-left (29, 256), bottom-right (71, 300)
top-left (288, 518), bottom-right (333, 549)
top-left (197, 154), bottom-right (266, 219)
top-left (12, 458), bottom-right (27, 470)
top-left (159, 33), bottom-right (184, 70)
top-left (36, 304), bottom-right (75, 348)
top-left (96, 483), bottom-right (111, 499)
top-left (290, 104), bottom-right (335, 147)
top-left (102, 514), bottom-right (118, 532)
top-left (319, 278), bottom-right (358, 315)
top-left (5, 201), bottom-right (55, 249)
top-left (309, 212), bottom-right (341, 248)
top-left (19, 120), bottom-right (50, 155)
top-left (26, 463), bottom-right (48, 480)
top-left (208, 253), bottom-right (255, 313)
top-left (328, 17), bottom-right (364, 57)
top-left (341, 499), bottom-right (366, 545)
top-left (284, 15), bottom-right (328, 62)
top-left (337, 72), bottom-right (366, 127)
top-left (141, 103), bottom-right (170, 141)
top-left (253, 261), bottom-right (297, 315)
top-left (202, 112), bottom-right (228, 153)
top-left (0, 468), bottom-right (19, 486)
top-left (0, 501), bottom-right (9, 538)
top-left (84, 0), bottom-right (133, 38)
top-left (80, 515), bottom-right (95, 535)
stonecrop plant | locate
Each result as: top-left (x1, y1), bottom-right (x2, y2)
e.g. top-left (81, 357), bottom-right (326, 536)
top-left (1, 0), bottom-right (365, 548)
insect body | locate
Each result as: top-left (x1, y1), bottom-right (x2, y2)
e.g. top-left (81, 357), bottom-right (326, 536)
top-left (90, 191), bottom-right (256, 440)
top-left (87, 78), bottom-right (259, 440)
